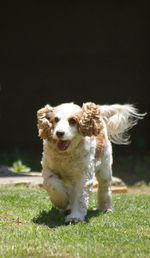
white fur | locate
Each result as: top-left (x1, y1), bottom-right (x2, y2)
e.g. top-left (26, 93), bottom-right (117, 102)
top-left (40, 103), bottom-right (145, 224)
top-left (99, 104), bottom-right (146, 144)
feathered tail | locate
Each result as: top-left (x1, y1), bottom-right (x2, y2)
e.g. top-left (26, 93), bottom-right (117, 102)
top-left (99, 104), bottom-right (146, 144)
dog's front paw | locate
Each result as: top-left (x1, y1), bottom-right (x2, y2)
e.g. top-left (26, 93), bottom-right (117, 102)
top-left (65, 217), bottom-right (84, 225)
top-left (65, 213), bottom-right (85, 225)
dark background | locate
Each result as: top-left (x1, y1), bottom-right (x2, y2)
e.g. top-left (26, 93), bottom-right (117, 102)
top-left (0, 2), bottom-right (149, 164)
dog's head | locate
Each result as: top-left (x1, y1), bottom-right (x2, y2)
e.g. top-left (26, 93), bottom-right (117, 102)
top-left (37, 102), bottom-right (103, 152)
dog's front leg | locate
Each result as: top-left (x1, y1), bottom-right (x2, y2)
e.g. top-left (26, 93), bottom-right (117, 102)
top-left (65, 176), bottom-right (93, 224)
top-left (42, 170), bottom-right (69, 210)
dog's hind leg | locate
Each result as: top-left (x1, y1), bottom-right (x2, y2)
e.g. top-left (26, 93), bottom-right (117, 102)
top-left (96, 145), bottom-right (114, 212)
top-left (43, 175), bottom-right (69, 210)
top-left (96, 174), bottom-right (113, 212)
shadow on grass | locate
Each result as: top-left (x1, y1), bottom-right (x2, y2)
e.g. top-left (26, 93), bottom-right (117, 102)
top-left (86, 209), bottom-right (104, 223)
top-left (33, 207), bottom-right (65, 228)
top-left (33, 207), bottom-right (104, 228)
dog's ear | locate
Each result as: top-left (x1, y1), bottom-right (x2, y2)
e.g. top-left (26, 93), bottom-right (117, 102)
top-left (77, 102), bottom-right (103, 136)
top-left (37, 104), bottom-right (54, 141)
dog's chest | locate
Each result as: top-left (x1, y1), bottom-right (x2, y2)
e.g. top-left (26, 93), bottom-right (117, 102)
top-left (48, 149), bottom-right (91, 183)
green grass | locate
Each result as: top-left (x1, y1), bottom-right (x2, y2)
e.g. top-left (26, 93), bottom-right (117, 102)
top-left (0, 186), bottom-right (150, 257)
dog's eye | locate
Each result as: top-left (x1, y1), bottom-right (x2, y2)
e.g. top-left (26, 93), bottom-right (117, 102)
top-left (54, 117), bottom-right (59, 123)
top-left (69, 118), bottom-right (77, 126)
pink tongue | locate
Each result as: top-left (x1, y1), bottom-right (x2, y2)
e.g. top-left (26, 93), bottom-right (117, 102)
top-left (57, 140), bottom-right (70, 151)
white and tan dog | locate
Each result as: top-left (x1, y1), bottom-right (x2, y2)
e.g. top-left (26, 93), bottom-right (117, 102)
top-left (37, 102), bottom-right (145, 224)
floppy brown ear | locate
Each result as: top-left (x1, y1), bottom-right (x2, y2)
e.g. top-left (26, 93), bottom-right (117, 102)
top-left (77, 102), bottom-right (103, 136)
top-left (37, 104), bottom-right (54, 141)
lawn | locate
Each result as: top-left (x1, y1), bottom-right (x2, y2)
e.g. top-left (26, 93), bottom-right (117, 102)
top-left (0, 186), bottom-right (150, 258)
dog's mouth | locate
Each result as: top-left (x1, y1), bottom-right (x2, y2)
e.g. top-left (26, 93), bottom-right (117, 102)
top-left (56, 140), bottom-right (71, 151)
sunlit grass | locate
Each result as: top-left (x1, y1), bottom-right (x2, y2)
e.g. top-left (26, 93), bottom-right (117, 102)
top-left (0, 186), bottom-right (150, 257)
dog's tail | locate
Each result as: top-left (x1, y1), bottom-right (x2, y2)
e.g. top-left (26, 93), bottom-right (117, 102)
top-left (99, 104), bottom-right (146, 144)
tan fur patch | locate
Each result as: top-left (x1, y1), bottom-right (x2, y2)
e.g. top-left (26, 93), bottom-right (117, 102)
top-left (77, 102), bottom-right (103, 136)
top-left (37, 105), bottom-right (54, 141)
top-left (95, 130), bottom-right (106, 157)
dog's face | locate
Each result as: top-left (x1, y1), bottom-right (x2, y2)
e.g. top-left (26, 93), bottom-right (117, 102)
top-left (52, 103), bottom-right (81, 151)
top-left (37, 102), bottom-right (103, 152)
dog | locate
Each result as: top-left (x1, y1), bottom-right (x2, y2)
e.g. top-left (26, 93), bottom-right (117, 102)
top-left (37, 102), bottom-right (145, 224)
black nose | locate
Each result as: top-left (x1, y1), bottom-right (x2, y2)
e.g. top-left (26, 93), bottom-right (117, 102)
top-left (56, 131), bottom-right (65, 138)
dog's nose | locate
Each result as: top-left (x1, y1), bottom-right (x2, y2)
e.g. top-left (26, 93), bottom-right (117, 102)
top-left (56, 131), bottom-right (65, 138)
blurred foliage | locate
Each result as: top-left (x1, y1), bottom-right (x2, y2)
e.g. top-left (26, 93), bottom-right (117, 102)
top-left (0, 149), bottom-right (41, 172)
top-left (10, 160), bottom-right (31, 173)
